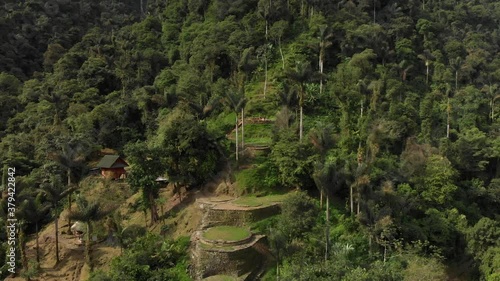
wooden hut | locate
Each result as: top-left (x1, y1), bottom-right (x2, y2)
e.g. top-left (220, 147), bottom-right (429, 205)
top-left (96, 155), bottom-right (128, 179)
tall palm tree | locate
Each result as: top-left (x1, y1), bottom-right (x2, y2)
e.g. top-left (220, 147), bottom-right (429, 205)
top-left (180, 95), bottom-right (220, 120)
top-left (450, 57), bottom-right (463, 91)
top-left (19, 196), bottom-right (50, 265)
top-left (277, 82), bottom-right (299, 110)
top-left (223, 87), bottom-right (247, 161)
top-left (418, 50), bottom-right (435, 85)
top-left (237, 48), bottom-right (257, 148)
top-left (444, 84), bottom-right (452, 138)
top-left (317, 25), bottom-right (333, 95)
top-left (286, 61), bottom-right (315, 141)
top-left (481, 83), bottom-right (499, 122)
top-left (50, 135), bottom-right (91, 233)
top-left (309, 122), bottom-right (335, 208)
top-left (69, 195), bottom-right (109, 270)
top-left (39, 175), bottom-right (75, 264)
top-left (350, 162), bottom-right (370, 215)
top-left (313, 158), bottom-right (346, 261)
top-left (395, 60), bottom-right (413, 82)
top-left (12, 186), bottom-right (37, 273)
top-left (258, 0), bottom-right (270, 98)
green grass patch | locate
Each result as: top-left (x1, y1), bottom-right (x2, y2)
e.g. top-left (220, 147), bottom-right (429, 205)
top-left (202, 226), bottom-right (251, 241)
top-left (244, 136), bottom-right (273, 146)
top-left (234, 159), bottom-right (281, 195)
top-left (204, 275), bottom-right (237, 281)
top-left (233, 194), bottom-right (288, 207)
top-left (229, 123), bottom-right (273, 146)
top-left (234, 167), bottom-right (260, 194)
top-left (232, 196), bottom-right (263, 207)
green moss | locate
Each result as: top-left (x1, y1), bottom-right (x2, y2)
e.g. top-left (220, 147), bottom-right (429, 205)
top-left (202, 226), bottom-right (251, 242)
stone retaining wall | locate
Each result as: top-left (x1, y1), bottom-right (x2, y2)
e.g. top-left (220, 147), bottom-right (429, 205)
top-left (203, 204), bottom-right (280, 228)
top-left (198, 236), bottom-right (265, 279)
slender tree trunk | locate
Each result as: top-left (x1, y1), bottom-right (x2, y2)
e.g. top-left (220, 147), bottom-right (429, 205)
top-left (490, 98), bottom-right (494, 121)
top-left (148, 192), bottom-right (159, 224)
top-left (276, 255), bottom-right (280, 281)
top-left (325, 195), bottom-right (330, 262)
top-left (350, 185), bottom-right (354, 214)
top-left (264, 21), bottom-right (268, 99)
top-left (373, 0), bottom-right (376, 23)
top-left (447, 96), bottom-right (450, 138)
top-left (85, 222), bottom-right (92, 269)
top-left (279, 38), bottom-right (285, 70)
top-left (241, 108), bottom-right (244, 150)
top-left (369, 234), bottom-right (372, 255)
top-left (36, 222), bottom-right (40, 264)
top-left (455, 71), bottom-right (458, 91)
top-left (2, 164), bottom-right (6, 194)
top-left (320, 191), bottom-right (323, 209)
top-left (319, 53), bottom-right (323, 95)
top-left (357, 192), bottom-right (360, 215)
top-left (55, 216), bottom-right (60, 263)
top-left (426, 63), bottom-right (429, 85)
top-left (299, 106), bottom-right (303, 141)
top-left (67, 169), bottom-right (72, 233)
top-left (235, 114), bottom-right (239, 161)
top-left (20, 227), bottom-right (28, 271)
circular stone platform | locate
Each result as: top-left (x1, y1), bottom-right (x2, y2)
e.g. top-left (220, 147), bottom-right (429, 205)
top-left (201, 226), bottom-right (252, 246)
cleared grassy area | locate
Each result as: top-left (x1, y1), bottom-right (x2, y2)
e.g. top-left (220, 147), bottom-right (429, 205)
top-left (204, 275), bottom-right (237, 281)
top-left (202, 226), bottom-right (251, 241)
top-left (233, 194), bottom-right (289, 207)
top-left (229, 123), bottom-right (273, 146)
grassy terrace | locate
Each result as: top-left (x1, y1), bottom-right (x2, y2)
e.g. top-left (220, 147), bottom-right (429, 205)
top-left (229, 123), bottom-right (273, 146)
top-left (202, 226), bottom-right (251, 242)
top-left (204, 275), bottom-right (237, 281)
top-left (232, 194), bottom-right (288, 207)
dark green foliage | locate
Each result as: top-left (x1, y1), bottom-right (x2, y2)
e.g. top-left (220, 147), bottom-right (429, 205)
top-left (161, 112), bottom-right (223, 188)
top-left (125, 142), bottom-right (165, 224)
top-left (277, 191), bottom-right (319, 241)
top-left (0, 0), bottom-right (499, 279)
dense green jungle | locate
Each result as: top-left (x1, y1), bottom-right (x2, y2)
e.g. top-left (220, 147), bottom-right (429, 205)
top-left (0, 0), bottom-right (499, 280)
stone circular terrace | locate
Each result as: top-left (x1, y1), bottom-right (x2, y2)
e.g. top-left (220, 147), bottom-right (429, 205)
top-left (201, 226), bottom-right (253, 246)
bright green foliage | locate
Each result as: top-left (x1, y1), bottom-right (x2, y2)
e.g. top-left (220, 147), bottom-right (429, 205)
top-left (270, 130), bottom-right (314, 188)
top-left (467, 218), bottom-right (500, 260)
top-left (88, 234), bottom-right (191, 281)
top-left (419, 155), bottom-right (458, 205)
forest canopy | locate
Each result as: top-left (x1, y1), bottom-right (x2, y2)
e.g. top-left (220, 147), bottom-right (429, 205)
top-left (0, 0), bottom-right (499, 280)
